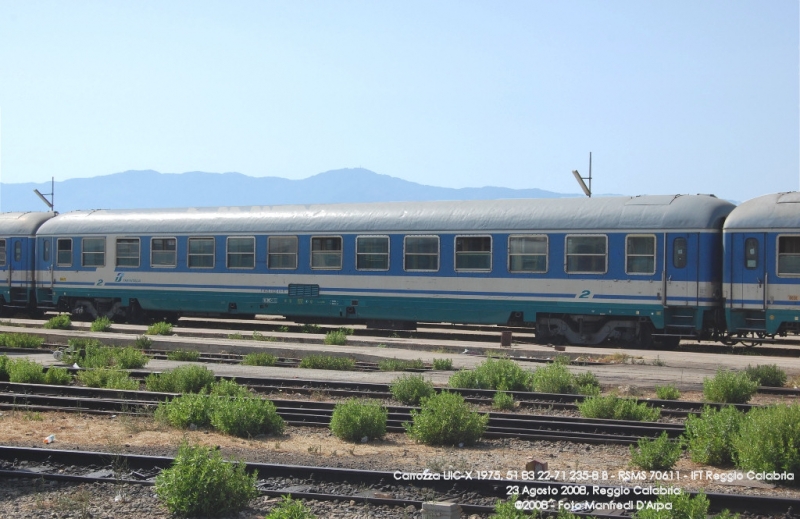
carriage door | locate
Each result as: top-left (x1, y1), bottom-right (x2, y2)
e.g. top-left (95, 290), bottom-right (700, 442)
top-left (665, 234), bottom-right (697, 306)
top-left (8, 238), bottom-right (28, 304)
top-left (732, 233), bottom-right (766, 310)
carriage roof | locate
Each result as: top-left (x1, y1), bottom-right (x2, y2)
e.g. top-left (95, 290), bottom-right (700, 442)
top-left (37, 195), bottom-right (735, 235)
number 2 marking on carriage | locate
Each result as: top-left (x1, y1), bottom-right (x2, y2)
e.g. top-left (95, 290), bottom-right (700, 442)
top-left (578, 290), bottom-right (591, 299)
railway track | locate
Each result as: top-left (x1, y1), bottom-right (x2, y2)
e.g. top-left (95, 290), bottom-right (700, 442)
top-left (0, 445), bottom-right (797, 517)
top-left (0, 382), bottom-right (681, 444)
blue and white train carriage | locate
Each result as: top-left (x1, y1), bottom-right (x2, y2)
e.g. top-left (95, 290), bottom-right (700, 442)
top-left (33, 195), bottom-right (735, 346)
top-left (723, 192), bottom-right (800, 341)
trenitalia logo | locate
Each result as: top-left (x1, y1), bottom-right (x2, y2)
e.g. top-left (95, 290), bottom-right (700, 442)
top-left (115, 273), bottom-right (124, 283)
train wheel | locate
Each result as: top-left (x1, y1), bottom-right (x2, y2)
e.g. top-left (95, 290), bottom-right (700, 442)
top-left (739, 331), bottom-right (765, 348)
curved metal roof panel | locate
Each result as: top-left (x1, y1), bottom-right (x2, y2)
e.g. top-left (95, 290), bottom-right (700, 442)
top-left (0, 212), bottom-right (55, 236)
top-left (37, 195), bottom-right (735, 236)
top-left (723, 192), bottom-right (800, 231)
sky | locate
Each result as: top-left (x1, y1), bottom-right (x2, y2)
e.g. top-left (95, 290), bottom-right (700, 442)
top-left (0, 1), bottom-right (798, 202)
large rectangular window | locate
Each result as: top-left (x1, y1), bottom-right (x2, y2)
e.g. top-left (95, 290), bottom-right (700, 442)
top-left (356, 236), bottom-right (389, 270)
top-left (626, 235), bottom-right (656, 274)
top-left (744, 238), bottom-right (759, 270)
top-left (311, 236), bottom-right (342, 269)
top-left (82, 238), bottom-right (105, 267)
top-left (227, 237), bottom-right (255, 269)
top-left (508, 235), bottom-right (547, 273)
top-left (673, 237), bottom-right (687, 269)
top-left (116, 238), bottom-right (140, 267)
top-left (455, 236), bottom-right (491, 271)
top-left (405, 236), bottom-right (439, 271)
top-left (0, 239), bottom-right (6, 265)
top-left (188, 237), bottom-right (215, 268)
top-left (268, 236), bottom-right (297, 269)
top-left (43, 240), bottom-right (51, 262)
top-left (57, 239), bottom-right (72, 267)
top-left (151, 238), bottom-right (177, 267)
top-left (565, 235), bottom-right (607, 273)
top-left (778, 236), bottom-right (800, 275)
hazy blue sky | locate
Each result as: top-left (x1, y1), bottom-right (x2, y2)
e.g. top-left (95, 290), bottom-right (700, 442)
top-left (0, 1), bottom-right (797, 202)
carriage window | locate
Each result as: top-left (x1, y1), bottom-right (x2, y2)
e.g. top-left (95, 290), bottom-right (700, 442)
top-left (116, 238), bottom-right (140, 267)
top-left (43, 240), bottom-right (50, 262)
top-left (455, 236), bottom-right (491, 271)
top-left (745, 238), bottom-right (759, 270)
top-left (57, 239), bottom-right (72, 267)
top-left (626, 235), bottom-right (656, 274)
top-left (268, 236), bottom-right (297, 269)
top-left (405, 236), bottom-right (439, 271)
top-left (509, 235), bottom-right (547, 273)
top-left (0, 239), bottom-right (6, 265)
top-left (673, 237), bottom-right (687, 269)
top-left (188, 237), bottom-right (215, 268)
top-left (82, 238), bottom-right (105, 267)
top-left (227, 237), bottom-right (255, 269)
top-left (778, 236), bottom-right (800, 275)
top-left (311, 236), bottom-right (342, 269)
top-left (14, 242), bottom-right (21, 262)
top-left (565, 235), bottom-right (607, 273)
top-left (151, 238), bottom-right (177, 267)
top-left (356, 236), bottom-right (389, 270)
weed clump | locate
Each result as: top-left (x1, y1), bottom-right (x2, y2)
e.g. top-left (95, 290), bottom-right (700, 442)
top-left (530, 362), bottom-right (574, 393)
top-left (145, 365), bottom-right (216, 393)
top-left (733, 403), bottom-right (800, 480)
top-left (6, 358), bottom-right (45, 384)
top-left (146, 321), bottom-right (173, 336)
top-left (265, 496), bottom-right (317, 519)
top-left (578, 395), bottom-right (660, 422)
top-left (329, 398), bottom-right (387, 442)
top-left (44, 314), bottom-right (71, 330)
top-left (655, 384), bottom-right (681, 400)
top-left (745, 364), bottom-right (787, 387)
top-left (166, 349), bottom-right (200, 361)
top-left (389, 374), bottom-right (435, 405)
top-left (298, 355), bottom-right (355, 371)
top-left (703, 369), bottom-right (758, 403)
top-left (241, 352), bottom-right (277, 366)
top-left (0, 333), bottom-right (44, 349)
top-left (432, 358), bottom-right (453, 370)
top-left (447, 358), bottom-right (530, 391)
top-left (405, 392), bottom-right (488, 446)
top-left (77, 368), bottom-right (139, 390)
top-left (629, 431), bottom-right (682, 470)
top-left (323, 329), bottom-right (348, 345)
top-left (43, 366), bottom-right (73, 385)
top-left (684, 405), bottom-right (743, 466)
top-left (492, 391), bottom-right (515, 411)
top-left (90, 316), bottom-right (112, 332)
top-left (61, 338), bottom-right (148, 369)
top-left (378, 358), bottom-right (425, 371)
top-left (155, 442), bottom-right (258, 517)
top-left (211, 395), bottom-right (285, 437)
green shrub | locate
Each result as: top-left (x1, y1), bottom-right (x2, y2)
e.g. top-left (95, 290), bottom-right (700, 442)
top-left (228, 332), bottom-right (244, 340)
top-left (630, 431), bottom-right (682, 470)
top-left (0, 355), bottom-right (9, 381)
top-left (210, 395), bottom-right (285, 437)
top-left (703, 369), bottom-right (758, 403)
top-left (62, 339), bottom-right (148, 370)
top-left (573, 370), bottom-right (600, 393)
top-left (745, 364), bottom-right (787, 387)
top-left (492, 391), bottom-right (515, 411)
top-left (114, 346), bottom-right (149, 369)
top-left (329, 398), bottom-right (387, 442)
top-left (43, 366), bottom-right (72, 385)
top-left (251, 331), bottom-right (275, 342)
top-left (405, 391), bottom-right (488, 446)
top-left (0, 333), bottom-right (44, 349)
top-left (447, 358), bottom-right (530, 391)
top-left (156, 393), bottom-right (214, 429)
top-left (378, 358), bottom-right (425, 371)
top-left (684, 405), bottom-right (743, 465)
top-left (298, 355), bottom-right (355, 371)
top-left (578, 395), bottom-right (660, 422)
top-left (633, 490), bottom-right (711, 519)
top-left (432, 358), bottom-right (453, 370)
top-left (167, 349), bottom-right (200, 361)
top-left (145, 365), bottom-right (216, 393)
top-left (210, 379), bottom-right (250, 398)
top-left (489, 494), bottom-right (527, 519)
top-left (7, 358), bottom-right (45, 384)
top-left (134, 335), bottom-right (152, 349)
top-left (155, 442), bottom-right (258, 517)
top-left (323, 329), bottom-right (347, 345)
top-left (265, 495), bottom-right (317, 519)
top-left (90, 316), bottom-right (112, 332)
top-left (77, 368), bottom-right (139, 390)
top-left (146, 321), bottom-right (173, 336)
top-left (655, 384), bottom-right (681, 400)
top-left (242, 352), bottom-right (277, 366)
top-left (390, 374), bottom-right (435, 405)
top-left (733, 403), bottom-right (800, 480)
top-left (530, 363), bottom-right (574, 394)
top-left (277, 325), bottom-right (290, 333)
top-left (300, 324), bottom-right (321, 333)
top-left (43, 314), bottom-right (71, 330)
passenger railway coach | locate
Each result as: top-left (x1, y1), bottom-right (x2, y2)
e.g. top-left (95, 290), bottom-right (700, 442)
top-left (723, 192), bottom-right (800, 342)
top-left (26, 194), bottom-right (736, 347)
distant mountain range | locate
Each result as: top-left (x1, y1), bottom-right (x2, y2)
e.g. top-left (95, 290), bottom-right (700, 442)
top-left (1, 168), bottom-right (581, 213)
